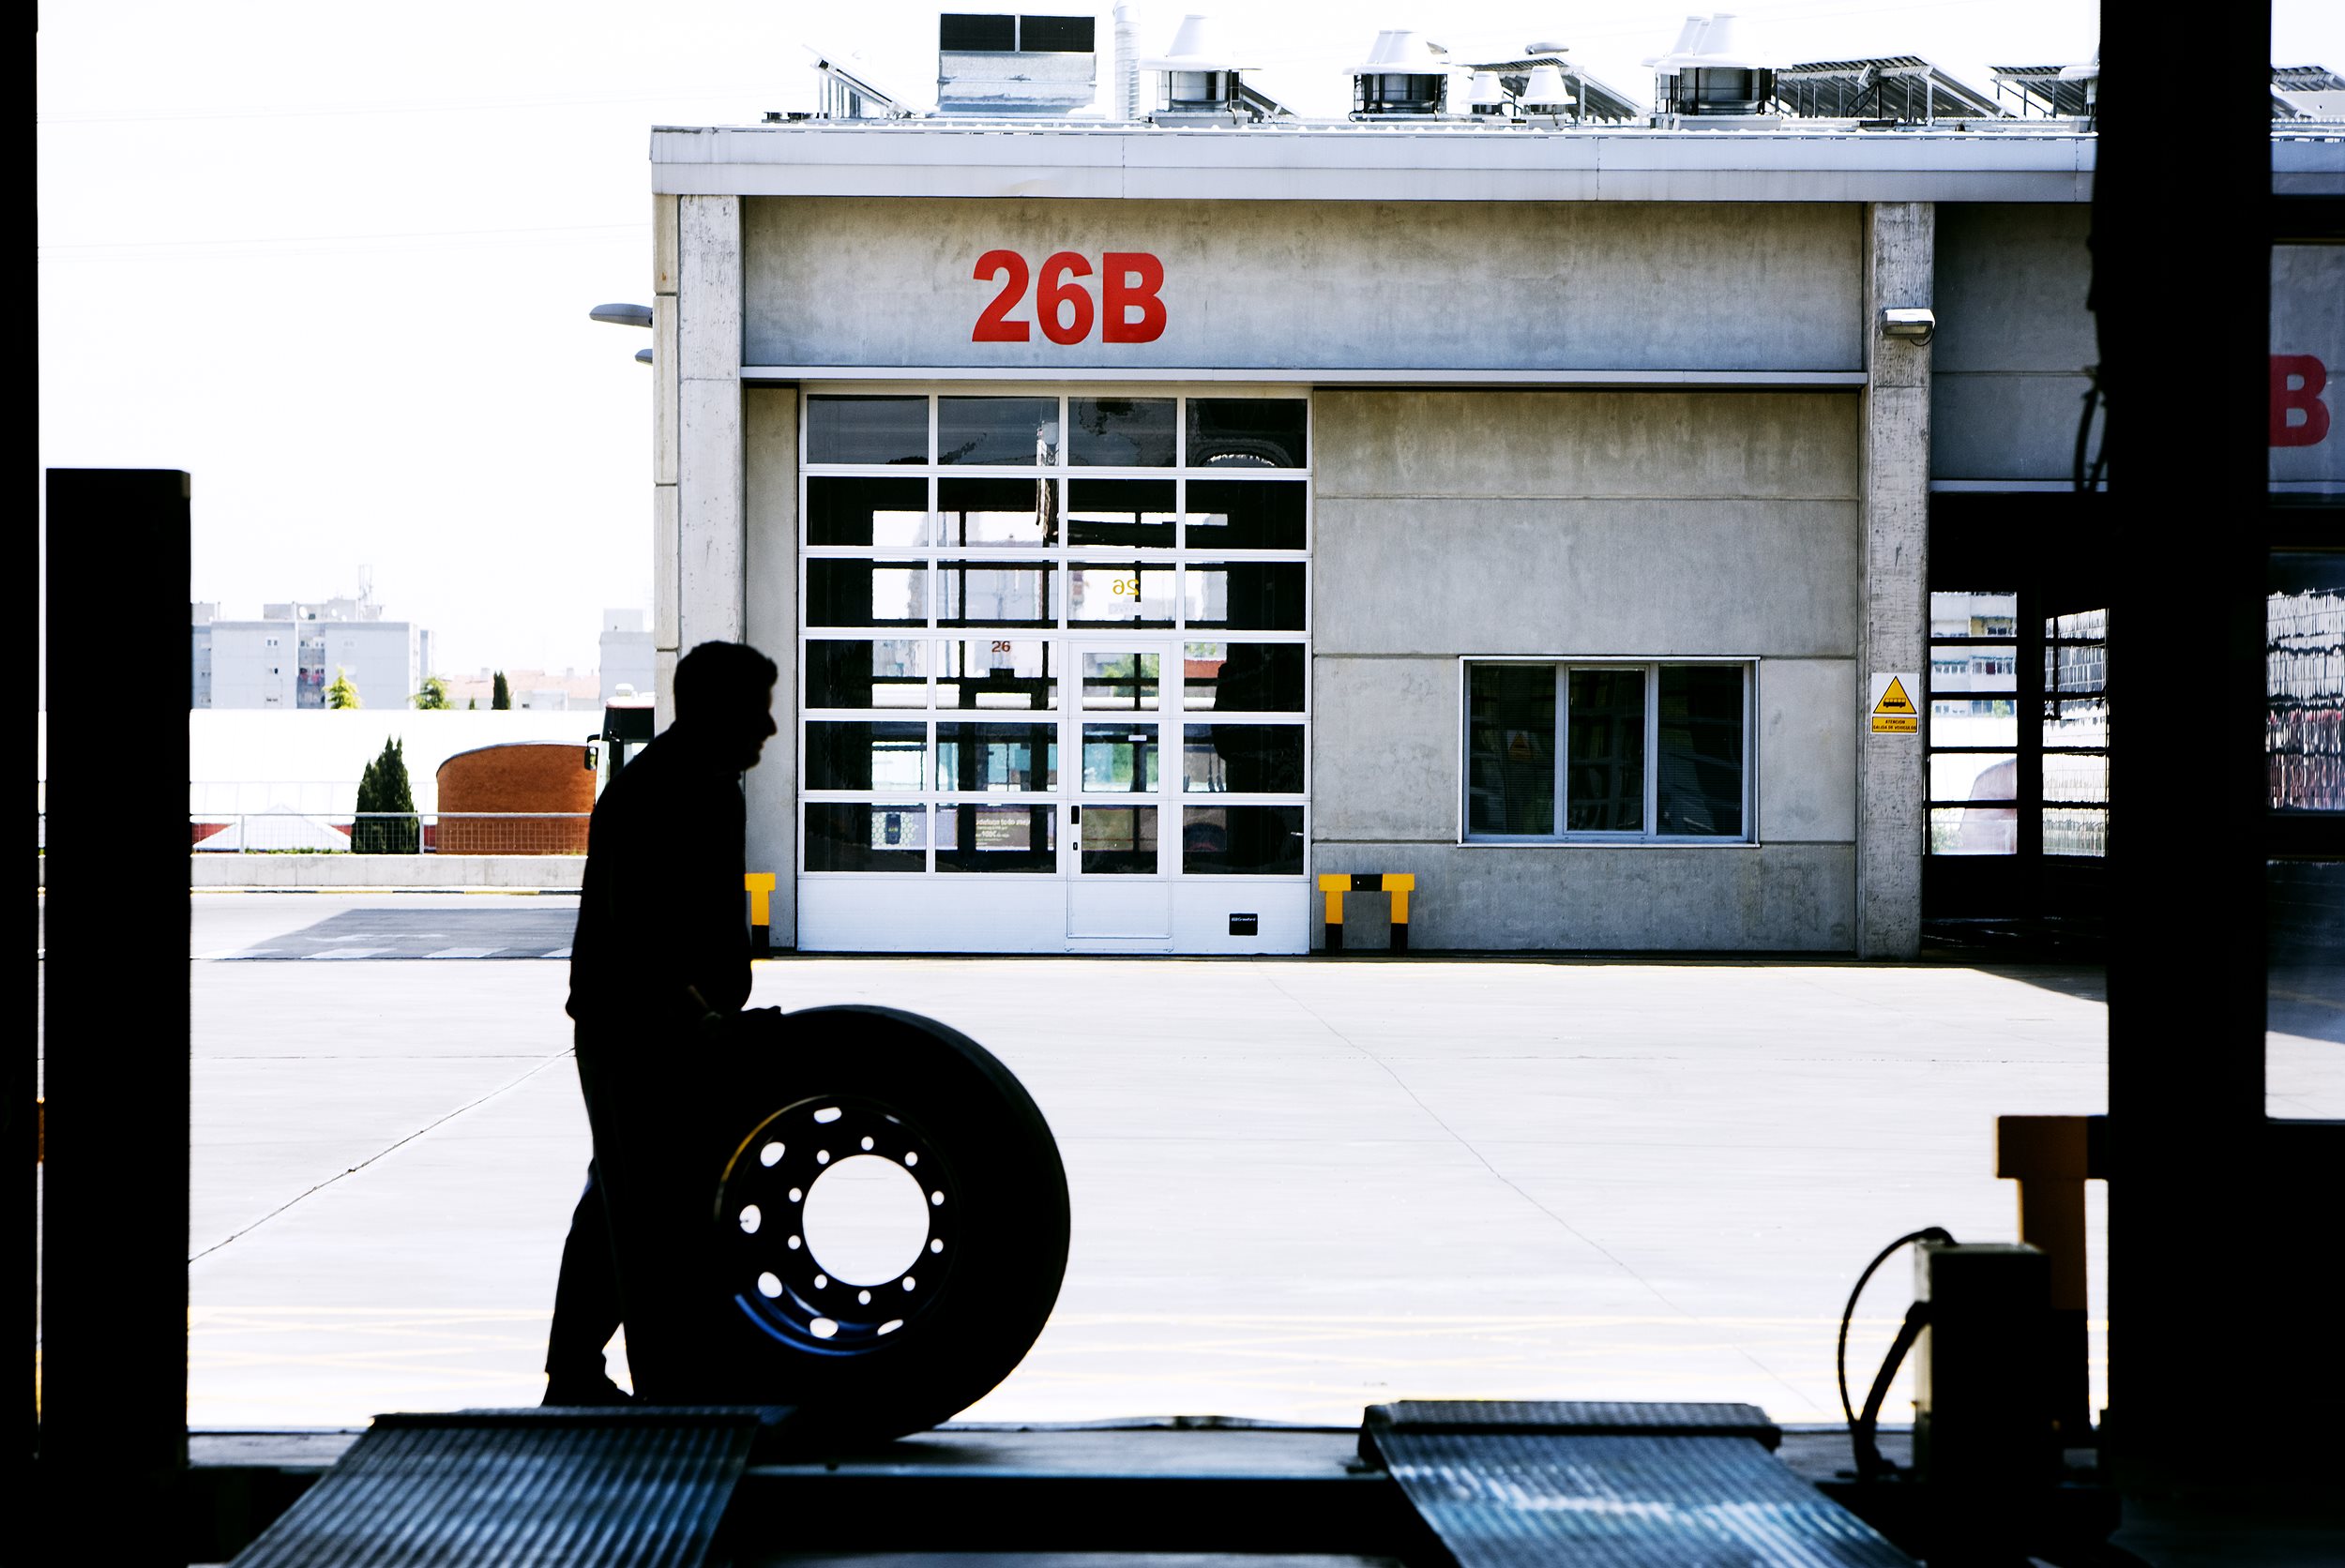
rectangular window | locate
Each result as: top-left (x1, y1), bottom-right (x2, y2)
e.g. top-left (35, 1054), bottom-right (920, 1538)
top-left (808, 476), bottom-right (930, 546)
top-left (806, 396), bottom-right (928, 466)
top-left (1464, 662), bottom-right (1751, 842)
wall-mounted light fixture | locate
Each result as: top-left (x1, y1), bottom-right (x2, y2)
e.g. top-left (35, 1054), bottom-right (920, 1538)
top-left (1882, 307), bottom-right (1936, 346)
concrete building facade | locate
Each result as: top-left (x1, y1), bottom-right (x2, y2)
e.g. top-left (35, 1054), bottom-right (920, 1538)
top-left (193, 589), bottom-right (424, 712)
top-left (645, 112), bottom-right (2342, 957)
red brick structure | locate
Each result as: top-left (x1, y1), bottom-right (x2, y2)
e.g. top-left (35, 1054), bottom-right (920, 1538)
top-left (436, 743), bottom-right (596, 854)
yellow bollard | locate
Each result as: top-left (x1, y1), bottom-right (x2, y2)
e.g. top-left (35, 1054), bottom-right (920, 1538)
top-left (1317, 872), bottom-right (1415, 954)
top-left (745, 872), bottom-right (778, 957)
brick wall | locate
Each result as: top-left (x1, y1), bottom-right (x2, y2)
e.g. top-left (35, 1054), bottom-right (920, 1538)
top-left (435, 744), bottom-right (596, 853)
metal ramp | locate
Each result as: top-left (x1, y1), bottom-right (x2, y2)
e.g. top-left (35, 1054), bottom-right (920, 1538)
top-left (205, 1403), bottom-right (1919, 1565)
top-left (1363, 1402), bottom-right (1916, 1568)
top-left (228, 1410), bottom-right (761, 1568)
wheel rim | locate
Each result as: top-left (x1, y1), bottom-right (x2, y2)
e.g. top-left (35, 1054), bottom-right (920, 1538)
top-left (715, 1094), bottom-right (958, 1357)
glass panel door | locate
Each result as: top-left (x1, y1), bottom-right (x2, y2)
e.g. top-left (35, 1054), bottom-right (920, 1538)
top-left (1067, 641), bottom-right (1174, 938)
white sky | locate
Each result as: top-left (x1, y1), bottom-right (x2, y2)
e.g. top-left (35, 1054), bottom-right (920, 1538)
top-left (38, 1), bottom-right (2345, 681)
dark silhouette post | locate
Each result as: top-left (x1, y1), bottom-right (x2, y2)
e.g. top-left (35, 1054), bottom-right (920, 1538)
top-left (2097, 1), bottom-right (2342, 1481)
top-left (38, 469), bottom-right (193, 1560)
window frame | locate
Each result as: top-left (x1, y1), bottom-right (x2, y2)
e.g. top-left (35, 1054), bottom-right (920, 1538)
top-left (798, 384), bottom-right (1312, 880)
top-left (1457, 656), bottom-right (1759, 847)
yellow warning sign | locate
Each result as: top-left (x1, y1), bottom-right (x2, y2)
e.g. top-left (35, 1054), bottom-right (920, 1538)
top-left (1869, 673), bottom-right (1920, 734)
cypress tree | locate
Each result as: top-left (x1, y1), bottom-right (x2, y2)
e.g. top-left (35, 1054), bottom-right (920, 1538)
top-left (492, 671), bottom-right (511, 710)
top-left (354, 736), bottom-right (418, 853)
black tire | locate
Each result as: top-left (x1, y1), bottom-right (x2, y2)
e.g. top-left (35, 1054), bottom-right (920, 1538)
top-left (700, 1004), bottom-right (1070, 1441)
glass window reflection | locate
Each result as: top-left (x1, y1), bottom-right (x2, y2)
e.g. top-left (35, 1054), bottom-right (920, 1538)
top-left (1068, 399), bottom-right (1176, 466)
top-left (1070, 565), bottom-right (1176, 626)
top-left (1082, 652), bottom-right (1159, 710)
top-left (1182, 807), bottom-right (1304, 874)
top-left (936, 722), bottom-right (1057, 792)
top-left (808, 476), bottom-right (930, 546)
top-left (807, 397), bottom-right (927, 465)
top-left (805, 803), bottom-right (926, 871)
top-left (938, 564), bottom-right (1054, 626)
top-left (1185, 480), bottom-right (1306, 550)
top-left (1067, 479), bottom-right (1175, 548)
top-left (939, 476), bottom-right (1053, 547)
top-left (1183, 564), bottom-right (1306, 630)
top-left (1566, 670), bottom-right (1645, 833)
top-left (937, 806), bottom-right (1057, 872)
top-left (939, 397), bottom-right (1058, 466)
top-left (805, 640), bottom-right (926, 709)
top-left (1182, 725), bottom-right (1305, 793)
top-left (805, 722), bottom-right (926, 792)
top-left (1187, 400), bottom-right (1307, 468)
top-left (1078, 806), bottom-right (1157, 874)
top-left (1182, 643), bottom-right (1306, 713)
top-left (807, 563), bottom-right (926, 627)
top-left (1082, 724), bottom-right (1159, 792)
top-left (1467, 666), bottom-right (1555, 836)
top-left (939, 640), bottom-right (1056, 710)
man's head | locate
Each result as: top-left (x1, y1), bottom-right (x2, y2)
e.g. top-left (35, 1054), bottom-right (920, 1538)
top-left (673, 641), bottom-right (780, 771)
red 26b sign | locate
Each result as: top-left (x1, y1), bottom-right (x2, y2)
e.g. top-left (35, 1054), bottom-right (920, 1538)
top-left (973, 250), bottom-right (1167, 344)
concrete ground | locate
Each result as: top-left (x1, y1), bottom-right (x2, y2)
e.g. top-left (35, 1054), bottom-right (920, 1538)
top-left (144, 893), bottom-right (2232, 1435)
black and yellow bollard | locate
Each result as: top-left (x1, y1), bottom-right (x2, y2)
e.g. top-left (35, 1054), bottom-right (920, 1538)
top-left (745, 872), bottom-right (777, 957)
top-left (1318, 872), bottom-right (1415, 954)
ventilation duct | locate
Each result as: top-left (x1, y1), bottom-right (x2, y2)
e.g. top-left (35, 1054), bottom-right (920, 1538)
top-left (1521, 64), bottom-right (1573, 113)
top-left (1353, 29), bottom-right (1448, 117)
top-left (1652, 12), bottom-right (1777, 119)
top-left (937, 12), bottom-right (1100, 116)
top-left (1139, 13), bottom-right (1261, 119)
top-left (1113, 3), bottom-right (1142, 120)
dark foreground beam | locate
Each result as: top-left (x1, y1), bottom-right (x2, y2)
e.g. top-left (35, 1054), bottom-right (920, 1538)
top-left (38, 469), bottom-right (193, 1561)
top-left (2098, 1), bottom-right (2345, 1479)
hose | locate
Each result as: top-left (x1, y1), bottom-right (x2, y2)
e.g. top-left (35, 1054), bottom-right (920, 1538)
top-left (1836, 1226), bottom-right (1955, 1481)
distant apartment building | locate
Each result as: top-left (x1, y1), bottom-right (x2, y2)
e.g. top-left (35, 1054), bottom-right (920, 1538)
top-left (192, 584), bottom-right (424, 710)
top-left (599, 609), bottom-right (656, 702)
top-left (190, 601), bottom-right (218, 707)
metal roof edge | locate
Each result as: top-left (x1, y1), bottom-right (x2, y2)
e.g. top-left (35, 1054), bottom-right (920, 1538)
top-left (652, 125), bottom-right (2114, 203)
top-left (653, 126), bottom-right (2339, 201)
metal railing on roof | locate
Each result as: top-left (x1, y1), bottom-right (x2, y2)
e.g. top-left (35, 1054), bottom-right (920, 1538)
top-left (187, 812), bottom-right (593, 855)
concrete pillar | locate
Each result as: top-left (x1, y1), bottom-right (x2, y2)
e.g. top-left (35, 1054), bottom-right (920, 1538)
top-left (744, 387), bottom-right (800, 947)
top-left (661, 193), bottom-right (745, 726)
top-left (652, 194), bottom-right (681, 723)
top-left (1855, 203), bottom-right (1933, 958)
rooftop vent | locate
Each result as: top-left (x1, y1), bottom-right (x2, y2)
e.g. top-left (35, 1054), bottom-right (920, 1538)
top-left (1650, 13), bottom-right (1777, 119)
top-left (1353, 28), bottom-right (1449, 117)
top-left (1459, 48), bottom-right (1645, 124)
top-left (937, 12), bottom-right (1099, 115)
top-left (1520, 64), bottom-right (1574, 113)
top-left (1140, 13), bottom-right (1264, 121)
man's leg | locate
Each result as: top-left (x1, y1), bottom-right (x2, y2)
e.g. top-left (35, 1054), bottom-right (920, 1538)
top-left (542, 1164), bottom-right (629, 1404)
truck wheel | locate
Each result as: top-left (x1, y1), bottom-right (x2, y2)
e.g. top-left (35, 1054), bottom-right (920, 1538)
top-left (708, 1004), bottom-right (1069, 1442)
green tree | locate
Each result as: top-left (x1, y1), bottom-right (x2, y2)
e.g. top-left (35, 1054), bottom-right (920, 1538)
top-left (492, 671), bottom-right (511, 710)
top-left (467, 697), bottom-right (477, 710)
top-left (325, 666), bottom-right (362, 709)
top-left (412, 674), bottom-right (451, 710)
top-left (354, 736), bottom-right (418, 853)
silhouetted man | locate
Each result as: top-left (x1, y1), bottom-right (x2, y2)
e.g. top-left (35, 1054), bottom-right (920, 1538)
top-left (543, 640), bottom-right (779, 1405)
